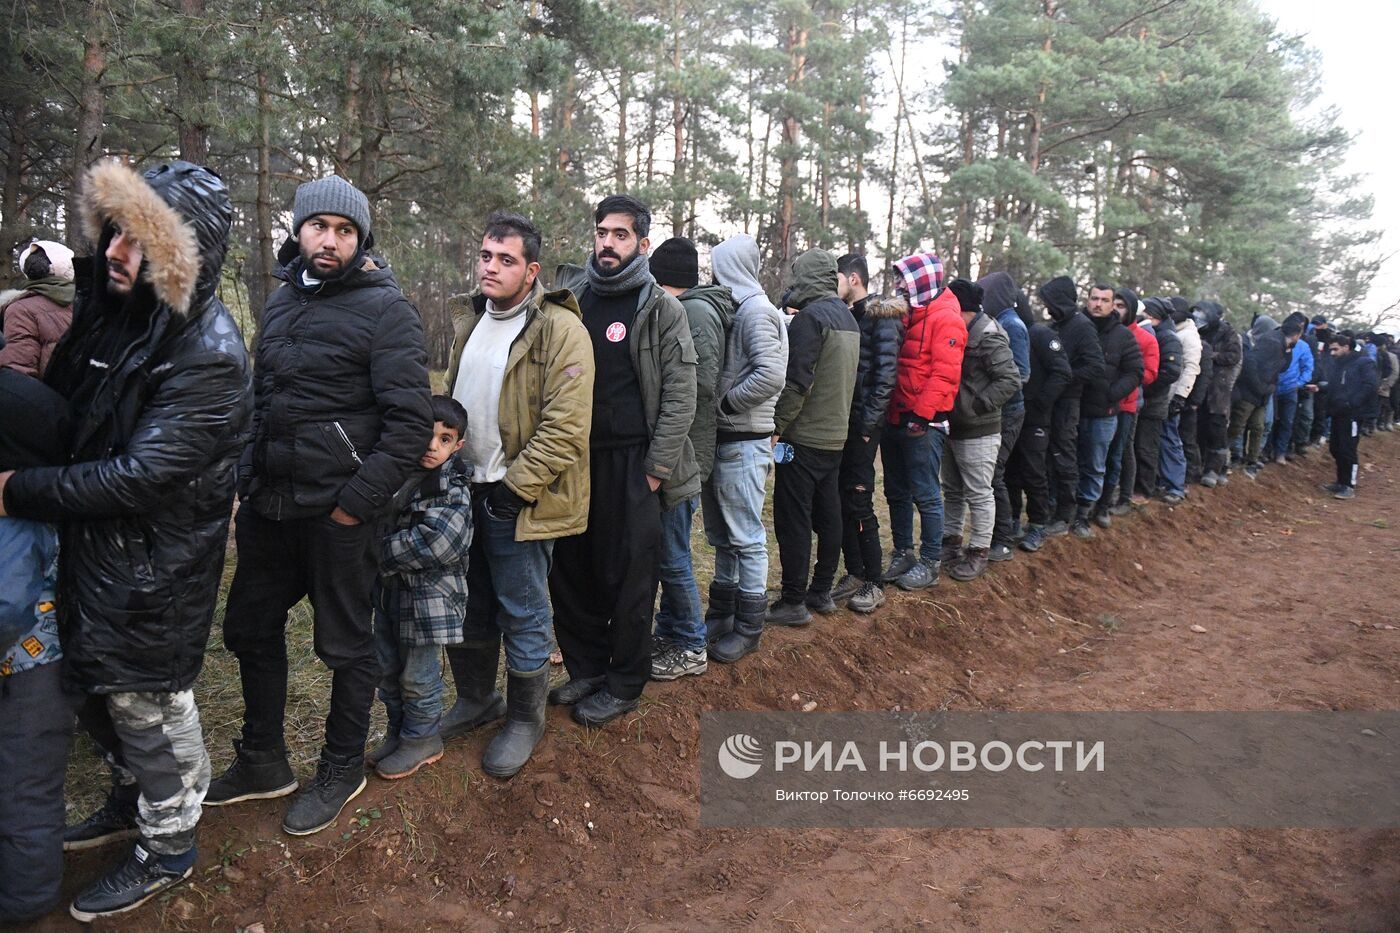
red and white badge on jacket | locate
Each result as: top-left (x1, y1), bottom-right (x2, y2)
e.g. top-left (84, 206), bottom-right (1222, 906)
top-left (606, 322), bottom-right (627, 342)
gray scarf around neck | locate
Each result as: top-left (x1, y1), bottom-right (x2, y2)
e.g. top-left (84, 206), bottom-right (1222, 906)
top-left (585, 252), bottom-right (652, 297)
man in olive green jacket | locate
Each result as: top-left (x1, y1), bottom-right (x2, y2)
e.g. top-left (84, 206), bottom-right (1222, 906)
top-left (549, 195), bottom-right (698, 728)
top-left (769, 248), bottom-right (860, 627)
top-left (441, 211), bottom-right (594, 780)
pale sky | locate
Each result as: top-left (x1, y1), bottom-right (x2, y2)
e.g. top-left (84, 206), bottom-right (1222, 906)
top-left (1260, 0), bottom-right (1400, 329)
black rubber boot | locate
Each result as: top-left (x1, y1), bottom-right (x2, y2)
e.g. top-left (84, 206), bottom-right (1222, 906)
top-left (482, 666), bottom-right (549, 779)
top-left (704, 583), bottom-right (739, 642)
top-left (709, 592), bottom-right (766, 664)
top-left (441, 639), bottom-right (507, 739)
top-left (204, 739), bottom-right (298, 807)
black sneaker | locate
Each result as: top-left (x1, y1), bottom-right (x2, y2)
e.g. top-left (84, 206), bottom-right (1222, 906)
top-left (205, 740), bottom-right (298, 807)
top-left (281, 752), bottom-right (367, 836)
top-left (765, 598), bottom-right (812, 627)
top-left (1320, 482), bottom-right (1344, 494)
top-left (988, 543), bottom-right (1015, 562)
top-left (547, 675), bottom-right (605, 706)
top-left (571, 688), bottom-right (640, 728)
top-left (63, 791), bottom-right (139, 851)
top-left (69, 842), bottom-right (195, 922)
top-left (1333, 485), bottom-right (1355, 500)
top-left (805, 589), bottom-right (838, 615)
top-left (880, 549), bottom-right (917, 583)
top-left (1019, 525), bottom-right (1048, 552)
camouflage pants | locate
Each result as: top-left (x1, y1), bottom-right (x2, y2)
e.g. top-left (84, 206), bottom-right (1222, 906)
top-left (78, 690), bottom-right (210, 855)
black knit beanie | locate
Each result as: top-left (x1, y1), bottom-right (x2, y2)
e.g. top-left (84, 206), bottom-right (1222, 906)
top-left (947, 278), bottom-right (984, 315)
top-left (648, 237), bottom-right (699, 290)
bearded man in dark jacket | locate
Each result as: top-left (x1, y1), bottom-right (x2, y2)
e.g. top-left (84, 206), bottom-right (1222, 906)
top-left (211, 176), bottom-right (433, 835)
top-left (1077, 283), bottom-right (1143, 535)
top-left (0, 160), bottom-right (252, 920)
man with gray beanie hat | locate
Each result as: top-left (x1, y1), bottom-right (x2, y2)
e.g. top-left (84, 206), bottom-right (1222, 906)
top-left (211, 175), bottom-right (433, 836)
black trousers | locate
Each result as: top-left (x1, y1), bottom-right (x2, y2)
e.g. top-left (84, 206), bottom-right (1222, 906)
top-left (550, 444), bottom-right (660, 701)
top-left (839, 428), bottom-right (884, 583)
top-left (1180, 406), bottom-right (1202, 482)
top-left (224, 508), bottom-right (380, 759)
top-left (1135, 415), bottom-right (1164, 496)
top-left (1007, 422), bottom-right (1051, 526)
top-left (0, 661), bottom-right (71, 923)
top-left (992, 406), bottom-right (1025, 545)
top-left (1199, 410), bottom-right (1229, 473)
top-left (1331, 417), bottom-right (1360, 488)
top-left (775, 442), bottom-right (843, 601)
top-left (1048, 395), bottom-right (1081, 521)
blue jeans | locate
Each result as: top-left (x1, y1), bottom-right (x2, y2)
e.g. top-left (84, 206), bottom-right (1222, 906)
top-left (374, 615), bottom-right (446, 738)
top-left (1075, 415), bottom-right (1118, 505)
top-left (655, 495), bottom-right (705, 651)
top-left (1158, 412), bottom-right (1187, 496)
top-left (701, 438), bottom-right (772, 596)
top-left (881, 424), bottom-right (946, 562)
top-left (1266, 390), bottom-right (1298, 458)
top-left (1103, 411), bottom-right (1136, 496)
top-left (458, 491), bottom-right (555, 673)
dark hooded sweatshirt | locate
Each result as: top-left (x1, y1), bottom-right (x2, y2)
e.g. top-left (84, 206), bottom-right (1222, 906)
top-left (1014, 300), bottom-right (1073, 428)
top-left (1081, 312), bottom-right (1144, 418)
top-left (1039, 276), bottom-right (1104, 401)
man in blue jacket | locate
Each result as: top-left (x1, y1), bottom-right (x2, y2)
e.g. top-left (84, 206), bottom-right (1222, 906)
top-left (1265, 312), bottom-right (1314, 463)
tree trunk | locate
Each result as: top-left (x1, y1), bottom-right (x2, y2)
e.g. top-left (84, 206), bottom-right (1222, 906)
top-left (253, 66), bottom-right (275, 315)
top-left (776, 22), bottom-right (809, 273)
top-left (356, 61), bottom-right (387, 193)
top-left (670, 10), bottom-right (685, 237)
top-left (1, 105), bottom-right (28, 257)
top-left (1018, 0), bottom-right (1055, 235)
top-left (68, 0), bottom-right (107, 249)
top-left (175, 0), bottom-right (209, 163)
top-left (615, 64), bottom-right (629, 190)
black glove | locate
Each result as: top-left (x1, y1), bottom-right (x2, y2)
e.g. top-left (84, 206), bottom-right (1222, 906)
top-left (484, 483), bottom-right (527, 521)
top-left (1168, 395), bottom-right (1185, 417)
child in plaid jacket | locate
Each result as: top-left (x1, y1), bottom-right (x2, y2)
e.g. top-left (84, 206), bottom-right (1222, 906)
top-left (370, 396), bottom-right (474, 780)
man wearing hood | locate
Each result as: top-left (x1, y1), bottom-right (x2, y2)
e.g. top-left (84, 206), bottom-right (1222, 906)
top-left (548, 195), bottom-right (697, 727)
top-left (1077, 283), bottom-right (1143, 533)
top-left (1009, 291), bottom-right (1073, 553)
top-left (437, 211), bottom-right (593, 781)
top-left (979, 272), bottom-right (1031, 561)
top-left (212, 176), bottom-right (433, 834)
top-left (832, 254), bottom-right (901, 612)
top-left (1037, 276), bottom-right (1105, 534)
top-left (1264, 312), bottom-right (1315, 463)
top-left (0, 239), bottom-right (75, 378)
top-left (1134, 299), bottom-right (1183, 500)
top-left (648, 236), bottom-right (733, 680)
top-left (1229, 314), bottom-right (1300, 478)
top-left (704, 234), bottom-right (788, 663)
top-left (1192, 301), bottom-right (1242, 487)
top-left (881, 251), bottom-right (966, 589)
top-left (767, 249), bottom-right (860, 625)
top-left (1157, 297), bottom-right (1201, 503)
top-left (940, 279), bottom-right (1020, 579)
top-left (1101, 288), bottom-right (1158, 520)
top-left (1307, 316), bottom-right (1333, 447)
top-left (1, 160), bottom-right (252, 919)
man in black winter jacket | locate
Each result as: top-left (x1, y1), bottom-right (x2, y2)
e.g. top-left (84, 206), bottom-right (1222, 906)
top-left (832, 254), bottom-right (901, 613)
top-left (1038, 276), bottom-right (1105, 534)
top-left (1010, 294), bottom-right (1073, 554)
top-left (1229, 316), bottom-right (1300, 478)
top-left (1193, 301), bottom-right (1242, 487)
top-left (1322, 331), bottom-right (1379, 500)
top-left (1, 160), bottom-right (252, 920)
top-left (1076, 283), bottom-right (1143, 535)
top-left (212, 176), bottom-right (433, 836)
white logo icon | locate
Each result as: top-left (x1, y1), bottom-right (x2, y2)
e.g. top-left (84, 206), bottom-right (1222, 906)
top-left (718, 733), bottom-right (764, 779)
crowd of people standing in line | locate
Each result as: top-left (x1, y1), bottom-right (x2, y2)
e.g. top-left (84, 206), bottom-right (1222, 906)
top-left (0, 158), bottom-right (1392, 923)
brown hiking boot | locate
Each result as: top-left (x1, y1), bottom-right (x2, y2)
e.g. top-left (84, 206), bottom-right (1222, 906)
top-left (948, 547), bottom-right (990, 582)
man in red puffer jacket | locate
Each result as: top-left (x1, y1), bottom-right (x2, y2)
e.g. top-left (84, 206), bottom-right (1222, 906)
top-left (878, 250), bottom-right (966, 591)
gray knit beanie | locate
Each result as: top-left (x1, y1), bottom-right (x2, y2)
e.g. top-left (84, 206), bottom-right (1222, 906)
top-left (292, 176), bottom-right (371, 241)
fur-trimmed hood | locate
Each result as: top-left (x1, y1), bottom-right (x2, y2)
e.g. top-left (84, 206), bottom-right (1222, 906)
top-left (863, 294), bottom-right (907, 320)
top-left (81, 159), bottom-right (231, 317)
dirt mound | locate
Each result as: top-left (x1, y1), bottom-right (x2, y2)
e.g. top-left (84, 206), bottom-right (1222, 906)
top-left (41, 438), bottom-right (1400, 931)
